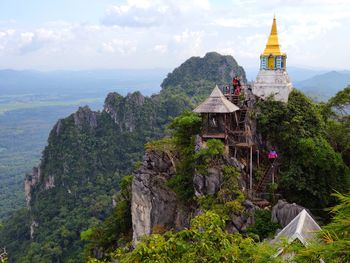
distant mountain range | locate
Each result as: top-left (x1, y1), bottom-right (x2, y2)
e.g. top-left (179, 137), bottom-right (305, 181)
top-left (295, 71), bottom-right (350, 101)
top-left (1, 66), bottom-right (349, 102)
top-left (245, 66), bottom-right (328, 82)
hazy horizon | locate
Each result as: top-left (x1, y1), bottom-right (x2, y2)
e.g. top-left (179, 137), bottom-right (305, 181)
top-left (1, 0), bottom-right (349, 71)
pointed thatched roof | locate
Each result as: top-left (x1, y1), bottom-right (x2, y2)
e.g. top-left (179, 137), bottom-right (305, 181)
top-left (193, 86), bottom-right (239, 113)
top-left (272, 209), bottom-right (321, 247)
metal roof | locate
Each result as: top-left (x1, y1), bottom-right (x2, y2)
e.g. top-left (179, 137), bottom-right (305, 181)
top-left (272, 209), bottom-right (321, 247)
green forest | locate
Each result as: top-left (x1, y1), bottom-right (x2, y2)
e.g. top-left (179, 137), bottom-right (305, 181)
top-left (0, 52), bottom-right (349, 262)
top-left (87, 86), bottom-right (350, 263)
top-left (0, 52), bottom-right (246, 262)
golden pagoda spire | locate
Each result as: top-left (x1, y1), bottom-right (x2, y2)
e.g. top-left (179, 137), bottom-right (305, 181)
top-left (262, 16), bottom-right (282, 56)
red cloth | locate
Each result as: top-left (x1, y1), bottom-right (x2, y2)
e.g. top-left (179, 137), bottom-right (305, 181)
top-left (234, 87), bottom-right (241, 95)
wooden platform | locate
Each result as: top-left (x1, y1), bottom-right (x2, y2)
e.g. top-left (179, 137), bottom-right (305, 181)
top-left (234, 142), bottom-right (254, 148)
top-left (202, 133), bottom-right (225, 139)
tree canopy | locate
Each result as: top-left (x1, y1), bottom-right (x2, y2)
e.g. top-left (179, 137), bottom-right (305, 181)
top-left (256, 89), bottom-right (350, 211)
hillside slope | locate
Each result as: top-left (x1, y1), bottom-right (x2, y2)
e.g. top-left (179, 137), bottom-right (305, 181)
top-left (0, 52), bottom-right (246, 262)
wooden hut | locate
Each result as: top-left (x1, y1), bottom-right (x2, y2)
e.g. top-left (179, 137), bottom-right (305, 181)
top-left (193, 86), bottom-right (239, 144)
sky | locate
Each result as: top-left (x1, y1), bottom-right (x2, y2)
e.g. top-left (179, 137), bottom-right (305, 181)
top-left (0, 0), bottom-right (349, 71)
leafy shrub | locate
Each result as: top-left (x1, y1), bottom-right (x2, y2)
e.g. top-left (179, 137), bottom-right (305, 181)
top-left (166, 112), bottom-right (201, 202)
top-left (247, 210), bottom-right (279, 241)
top-left (195, 139), bottom-right (225, 165)
top-left (82, 175), bottom-right (133, 259)
top-left (293, 191), bottom-right (350, 262)
top-left (97, 211), bottom-right (281, 263)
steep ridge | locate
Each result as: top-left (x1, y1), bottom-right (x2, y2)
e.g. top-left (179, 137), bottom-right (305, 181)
top-left (0, 52), bottom-right (247, 262)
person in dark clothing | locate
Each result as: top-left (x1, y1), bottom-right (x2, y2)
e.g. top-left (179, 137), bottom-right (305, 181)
top-left (237, 76), bottom-right (241, 87)
top-left (232, 77), bottom-right (238, 94)
top-left (244, 98), bottom-right (251, 107)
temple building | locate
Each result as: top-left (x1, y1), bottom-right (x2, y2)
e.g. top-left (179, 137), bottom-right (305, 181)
top-left (252, 17), bottom-right (293, 102)
top-left (193, 16), bottom-right (293, 194)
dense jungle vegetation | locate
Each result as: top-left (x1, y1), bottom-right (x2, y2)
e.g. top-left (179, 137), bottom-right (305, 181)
top-left (88, 85), bottom-right (350, 263)
top-left (0, 51), bottom-right (349, 262)
top-left (0, 52), bottom-right (245, 262)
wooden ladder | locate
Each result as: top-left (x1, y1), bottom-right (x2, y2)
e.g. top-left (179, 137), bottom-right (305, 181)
top-left (255, 159), bottom-right (278, 193)
top-left (238, 109), bottom-right (247, 130)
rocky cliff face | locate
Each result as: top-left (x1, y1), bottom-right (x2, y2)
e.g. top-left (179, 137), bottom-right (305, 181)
top-left (131, 148), bottom-right (258, 244)
top-left (24, 167), bottom-right (41, 208)
top-left (132, 150), bottom-right (190, 243)
top-left (272, 199), bottom-right (308, 228)
top-left (193, 157), bottom-right (246, 196)
top-left (73, 106), bottom-right (98, 130)
top-left (104, 91), bottom-right (149, 132)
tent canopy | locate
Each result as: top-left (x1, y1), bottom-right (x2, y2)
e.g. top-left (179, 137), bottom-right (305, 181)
top-left (272, 209), bottom-right (321, 247)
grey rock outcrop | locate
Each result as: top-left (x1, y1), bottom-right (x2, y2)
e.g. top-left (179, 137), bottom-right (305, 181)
top-left (25, 166), bottom-right (57, 208)
top-left (24, 167), bottom-right (42, 208)
top-left (227, 200), bottom-right (259, 233)
top-left (193, 167), bottom-right (222, 196)
top-left (55, 119), bottom-right (63, 136)
top-left (30, 220), bottom-right (39, 239)
top-left (131, 146), bottom-right (255, 244)
top-left (132, 150), bottom-right (189, 244)
top-left (193, 156), bottom-right (246, 196)
top-left (104, 91), bottom-right (146, 132)
top-left (272, 199), bottom-right (307, 228)
top-left (44, 175), bottom-right (55, 190)
top-left (73, 106), bottom-right (98, 129)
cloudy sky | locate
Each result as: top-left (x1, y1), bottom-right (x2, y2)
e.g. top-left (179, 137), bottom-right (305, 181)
top-left (0, 0), bottom-right (349, 71)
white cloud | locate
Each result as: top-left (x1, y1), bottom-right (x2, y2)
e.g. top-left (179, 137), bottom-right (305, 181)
top-left (0, 29), bottom-right (15, 38)
top-left (1, 0), bottom-right (350, 70)
top-left (172, 29), bottom-right (204, 59)
top-left (213, 17), bottom-right (265, 28)
top-left (101, 0), bottom-right (211, 27)
top-left (153, 44), bottom-right (168, 54)
top-left (101, 39), bottom-right (137, 54)
top-left (174, 30), bottom-right (203, 44)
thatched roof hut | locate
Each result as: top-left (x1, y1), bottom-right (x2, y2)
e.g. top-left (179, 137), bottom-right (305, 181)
top-left (193, 86), bottom-right (239, 113)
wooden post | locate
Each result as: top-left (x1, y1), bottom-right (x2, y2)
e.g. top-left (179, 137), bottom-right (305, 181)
top-left (250, 146), bottom-right (253, 192)
top-left (234, 112), bottom-right (238, 128)
top-left (257, 149), bottom-right (260, 167)
top-left (207, 113), bottom-right (209, 134)
top-left (224, 114), bottom-right (227, 144)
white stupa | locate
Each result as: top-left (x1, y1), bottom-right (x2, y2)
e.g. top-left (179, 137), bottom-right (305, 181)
top-left (252, 17), bottom-right (293, 103)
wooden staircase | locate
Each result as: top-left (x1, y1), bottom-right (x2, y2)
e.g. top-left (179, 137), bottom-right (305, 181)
top-left (238, 109), bottom-right (247, 130)
top-left (231, 95), bottom-right (239, 106)
top-left (255, 159), bottom-right (279, 193)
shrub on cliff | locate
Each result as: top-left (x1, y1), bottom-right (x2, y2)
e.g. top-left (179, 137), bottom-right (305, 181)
top-left (96, 211), bottom-right (280, 263)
